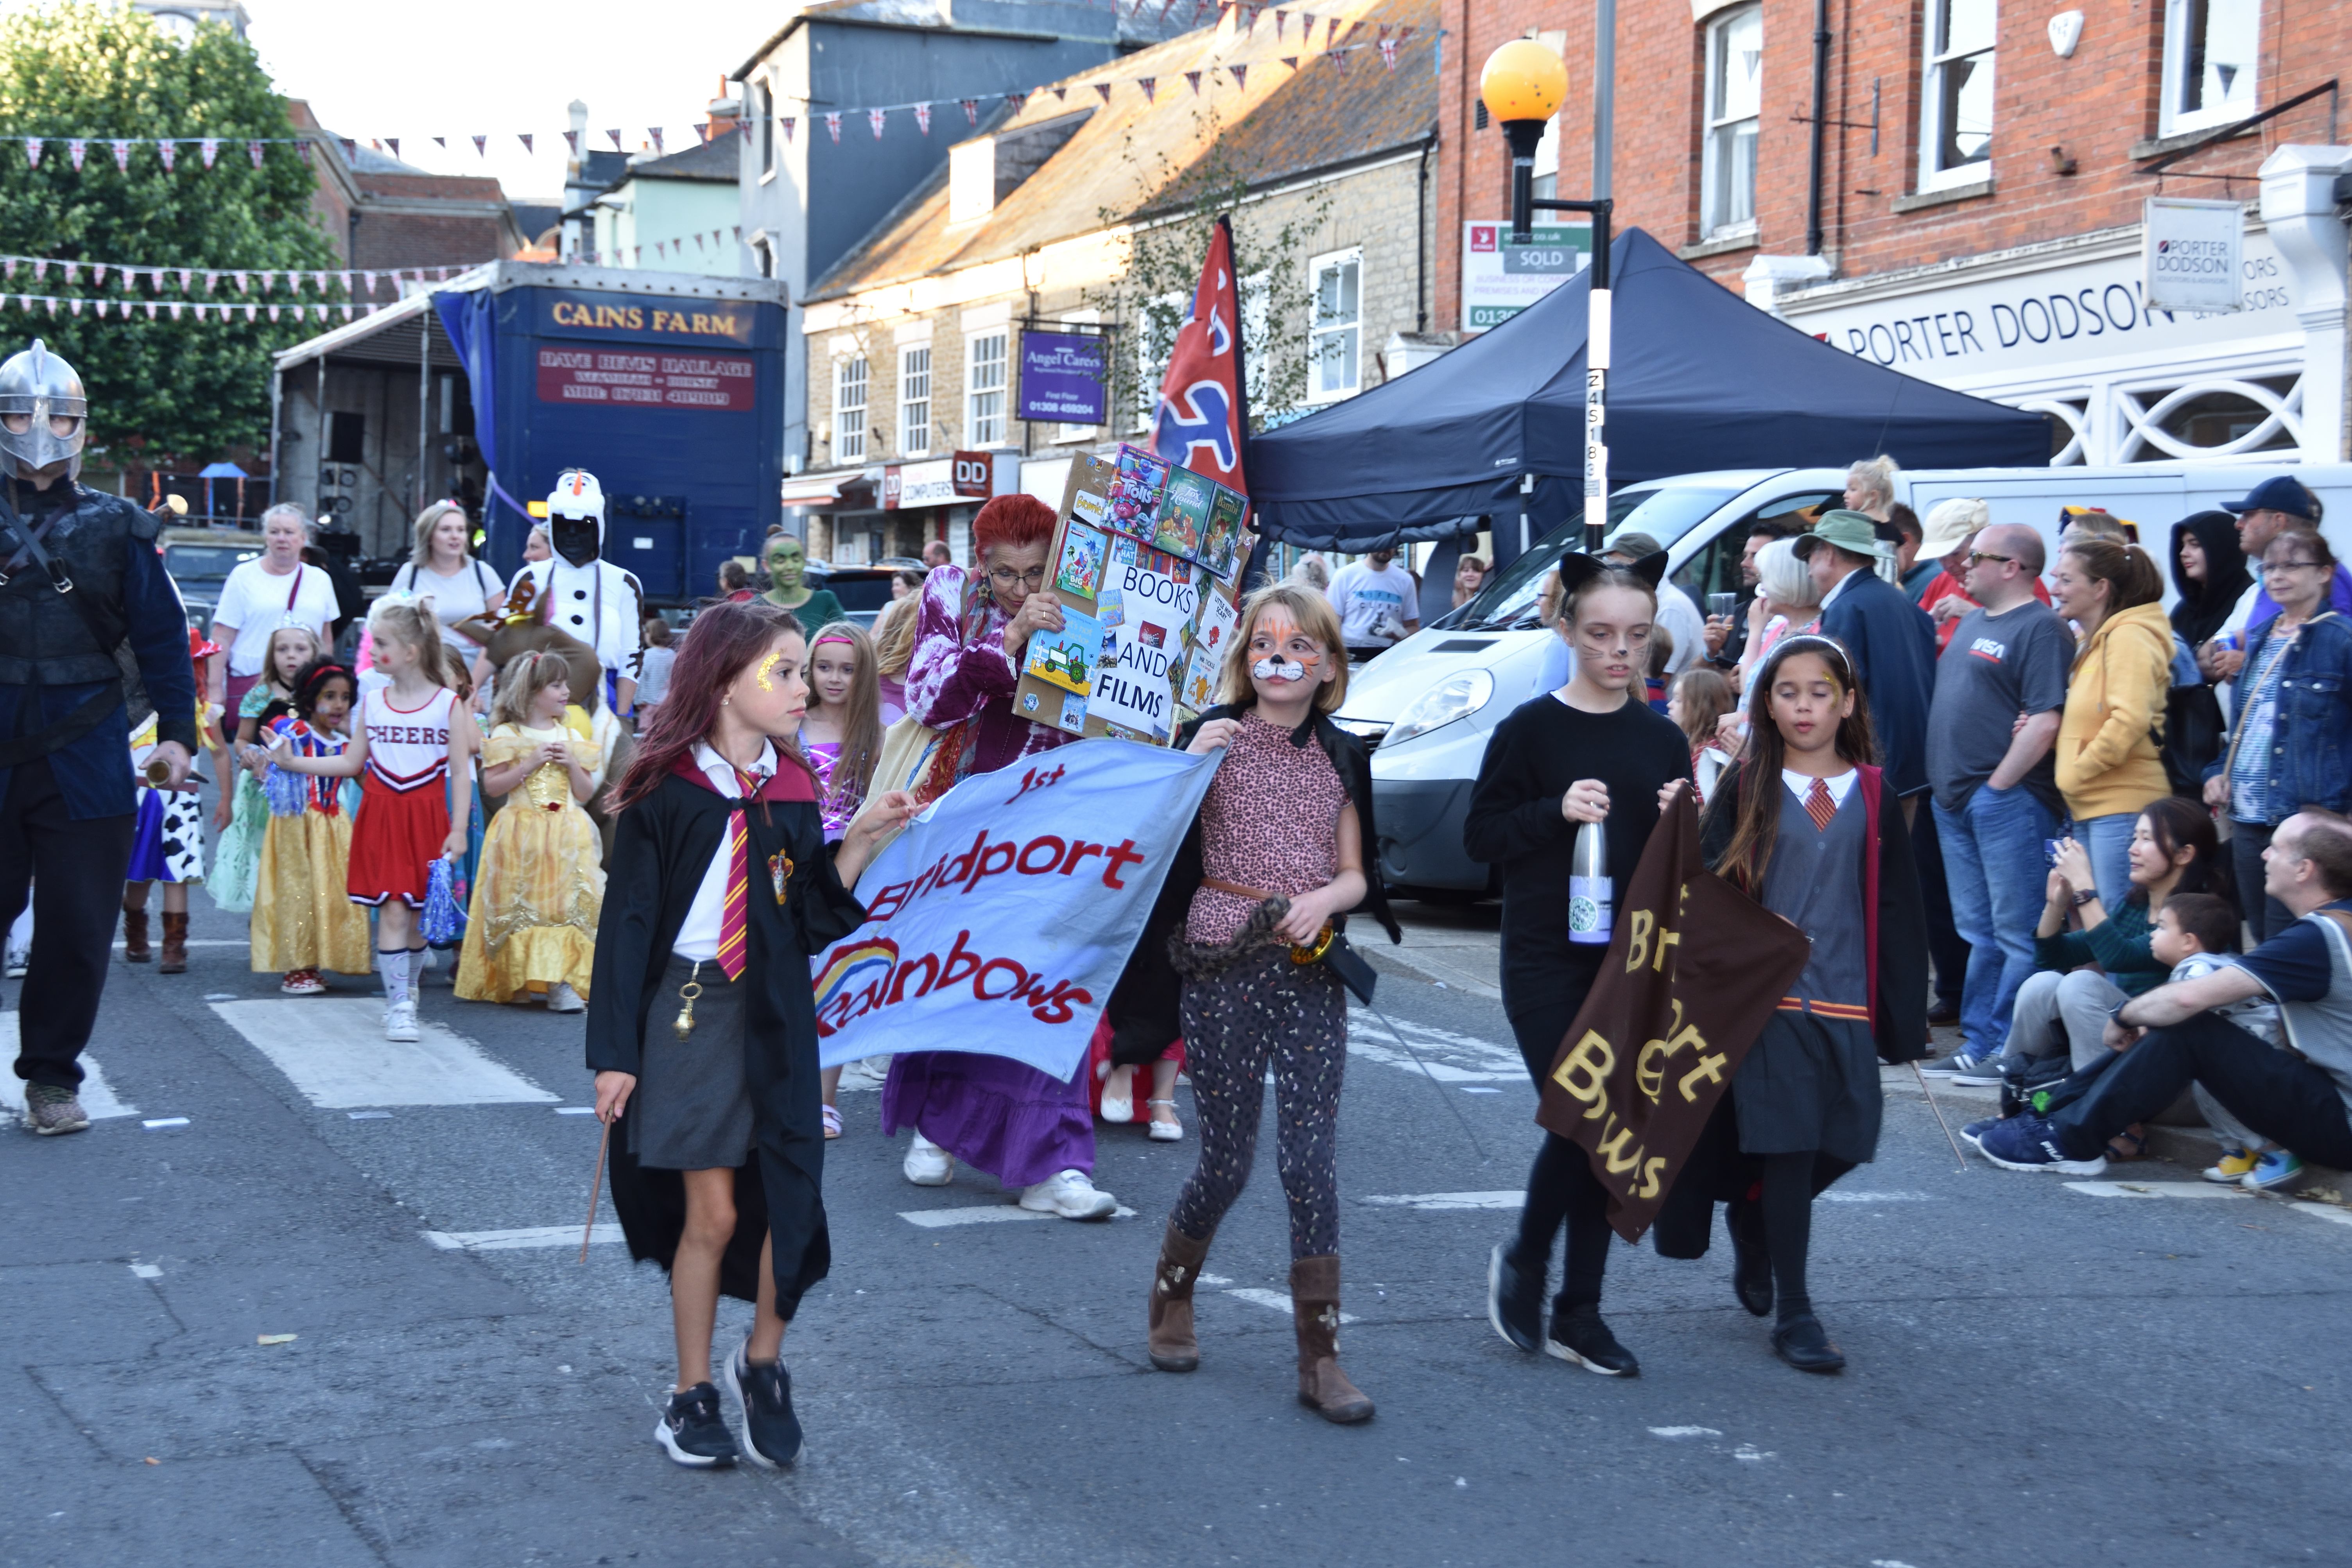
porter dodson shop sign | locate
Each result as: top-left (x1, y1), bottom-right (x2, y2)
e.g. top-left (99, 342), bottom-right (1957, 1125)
top-left (2144, 197), bottom-right (2244, 313)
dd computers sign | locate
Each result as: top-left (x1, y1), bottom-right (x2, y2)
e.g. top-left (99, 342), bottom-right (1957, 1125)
top-left (2144, 197), bottom-right (2243, 314)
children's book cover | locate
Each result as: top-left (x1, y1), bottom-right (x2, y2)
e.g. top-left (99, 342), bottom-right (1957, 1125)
top-left (1109, 445), bottom-right (1169, 538)
top-left (1180, 638), bottom-right (1220, 712)
top-left (1053, 521), bottom-right (1107, 599)
top-left (1190, 581), bottom-right (1239, 656)
top-left (1022, 606), bottom-right (1104, 697)
top-left (1152, 466), bottom-right (1215, 562)
top-left (1201, 486), bottom-right (1248, 580)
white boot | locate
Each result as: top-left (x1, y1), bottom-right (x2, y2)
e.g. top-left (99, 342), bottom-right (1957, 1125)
top-left (1019, 1168), bottom-right (1117, 1220)
top-left (902, 1132), bottom-right (953, 1186)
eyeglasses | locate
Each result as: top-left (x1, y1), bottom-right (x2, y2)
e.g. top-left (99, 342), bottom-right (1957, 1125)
top-left (1966, 551), bottom-right (2015, 567)
top-left (2261, 560), bottom-right (2328, 575)
top-left (988, 566), bottom-right (1048, 589)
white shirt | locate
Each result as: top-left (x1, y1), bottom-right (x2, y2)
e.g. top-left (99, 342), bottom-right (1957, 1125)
top-left (215, 559), bottom-right (341, 676)
top-left (1325, 559), bottom-right (1419, 648)
top-left (1782, 766), bottom-right (1858, 807)
top-left (1652, 583), bottom-right (1706, 676)
top-left (389, 558), bottom-right (507, 656)
top-left (672, 740), bottom-right (778, 963)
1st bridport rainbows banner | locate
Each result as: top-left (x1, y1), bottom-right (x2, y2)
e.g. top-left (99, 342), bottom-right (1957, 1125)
top-left (811, 739), bottom-right (1221, 1080)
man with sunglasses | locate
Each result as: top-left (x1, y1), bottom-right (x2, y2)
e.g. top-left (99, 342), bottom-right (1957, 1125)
top-left (1920, 524), bottom-right (2075, 1081)
top-left (0, 340), bottom-right (198, 1135)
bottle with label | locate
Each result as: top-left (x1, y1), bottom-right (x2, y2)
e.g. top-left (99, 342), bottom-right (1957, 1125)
top-left (1568, 819), bottom-right (1611, 945)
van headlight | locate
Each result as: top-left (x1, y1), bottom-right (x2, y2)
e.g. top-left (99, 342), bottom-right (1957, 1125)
top-left (1382, 669), bottom-right (1493, 749)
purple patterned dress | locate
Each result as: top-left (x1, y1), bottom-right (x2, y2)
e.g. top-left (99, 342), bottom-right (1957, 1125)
top-left (879, 565), bottom-right (1094, 1186)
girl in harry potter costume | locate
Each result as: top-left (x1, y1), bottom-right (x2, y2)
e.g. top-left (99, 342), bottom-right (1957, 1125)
top-left (586, 600), bottom-right (913, 1470)
top-left (1471, 550), bottom-right (1692, 1379)
top-left (1653, 633), bottom-right (1931, 1374)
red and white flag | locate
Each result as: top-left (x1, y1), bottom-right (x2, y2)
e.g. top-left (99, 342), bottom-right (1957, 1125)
top-left (1149, 215), bottom-right (1249, 498)
top-left (914, 102), bottom-right (932, 134)
top-left (200, 137), bottom-right (217, 167)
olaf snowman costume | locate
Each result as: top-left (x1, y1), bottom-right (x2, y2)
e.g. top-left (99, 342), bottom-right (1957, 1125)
top-left (513, 468), bottom-right (644, 716)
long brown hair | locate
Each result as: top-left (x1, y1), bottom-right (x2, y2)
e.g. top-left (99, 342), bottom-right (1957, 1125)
top-left (610, 599), bottom-right (817, 812)
top-left (807, 621), bottom-right (883, 805)
top-left (1714, 634), bottom-right (1879, 894)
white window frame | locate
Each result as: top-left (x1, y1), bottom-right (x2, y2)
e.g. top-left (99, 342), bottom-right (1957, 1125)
top-left (2160, 0), bottom-right (2261, 137)
top-left (899, 344), bottom-right (932, 457)
top-left (1306, 247), bottom-right (1362, 405)
top-left (1133, 289), bottom-right (1185, 432)
top-left (1918, 0), bottom-right (1996, 191)
top-left (834, 355), bottom-right (868, 463)
top-left (1701, 4), bottom-right (1762, 237)
top-left (966, 330), bottom-right (1008, 447)
top-left (753, 79), bottom-right (777, 183)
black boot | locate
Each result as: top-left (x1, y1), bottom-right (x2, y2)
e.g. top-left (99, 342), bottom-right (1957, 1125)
top-left (1726, 1198), bottom-right (1773, 1318)
top-left (1545, 1303), bottom-right (1639, 1376)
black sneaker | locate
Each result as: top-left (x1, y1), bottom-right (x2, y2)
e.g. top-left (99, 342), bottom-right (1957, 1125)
top-left (722, 1337), bottom-right (803, 1468)
top-left (653, 1382), bottom-right (738, 1468)
top-left (1486, 1244), bottom-right (1543, 1353)
top-left (1545, 1303), bottom-right (1639, 1376)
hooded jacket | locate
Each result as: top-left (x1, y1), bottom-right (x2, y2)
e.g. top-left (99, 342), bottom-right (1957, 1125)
top-left (2055, 600), bottom-right (2175, 819)
top-left (2169, 511), bottom-right (2252, 647)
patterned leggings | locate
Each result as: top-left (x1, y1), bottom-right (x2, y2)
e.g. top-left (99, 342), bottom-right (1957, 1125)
top-left (1170, 944), bottom-right (1346, 1259)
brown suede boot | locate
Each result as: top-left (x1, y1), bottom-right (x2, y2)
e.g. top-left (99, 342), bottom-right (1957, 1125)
top-left (121, 884), bottom-right (151, 962)
top-left (1147, 1222), bottom-right (1213, 1373)
top-left (1290, 1256), bottom-right (1373, 1423)
top-left (159, 911), bottom-right (189, 974)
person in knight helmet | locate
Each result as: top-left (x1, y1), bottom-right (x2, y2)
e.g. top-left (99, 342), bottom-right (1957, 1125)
top-left (0, 340), bottom-right (199, 1134)
top-left (511, 469), bottom-right (645, 720)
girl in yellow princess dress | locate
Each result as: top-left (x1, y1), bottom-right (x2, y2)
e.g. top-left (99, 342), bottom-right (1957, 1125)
top-left (457, 650), bottom-right (604, 1009)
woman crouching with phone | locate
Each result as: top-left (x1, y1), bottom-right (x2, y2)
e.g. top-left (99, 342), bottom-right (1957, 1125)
top-left (588, 600), bottom-right (913, 1469)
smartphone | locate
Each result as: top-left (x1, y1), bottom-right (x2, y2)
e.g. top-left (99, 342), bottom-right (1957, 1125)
top-left (2044, 838), bottom-right (2064, 866)
top-left (1707, 592), bottom-right (1738, 619)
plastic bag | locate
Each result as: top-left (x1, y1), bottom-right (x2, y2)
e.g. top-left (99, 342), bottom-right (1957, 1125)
top-left (419, 855), bottom-right (468, 950)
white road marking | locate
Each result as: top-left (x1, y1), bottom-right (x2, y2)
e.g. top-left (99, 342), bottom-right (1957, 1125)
top-left (1818, 1190), bottom-right (1940, 1203)
top-left (2064, 1180), bottom-right (2249, 1200)
top-left (142, 1117), bottom-right (189, 1129)
top-left (1346, 1009), bottom-right (1524, 1083)
top-left (1199, 1273), bottom-right (1233, 1286)
top-left (900, 1206), bottom-right (1054, 1229)
top-left (554, 1106), bottom-right (597, 1116)
top-left (422, 1225), bottom-right (621, 1251)
top-left (347, 1110), bottom-right (392, 1120)
top-left (129, 1263), bottom-right (163, 1279)
top-left (1361, 1191), bottom-right (1524, 1211)
top-left (0, 1016), bottom-right (138, 1118)
top-left (1223, 1287), bottom-right (1357, 1324)
top-left (2292, 1203), bottom-right (2352, 1228)
top-left (209, 998), bottom-right (557, 1108)
top-left (1648, 1426), bottom-right (1722, 1439)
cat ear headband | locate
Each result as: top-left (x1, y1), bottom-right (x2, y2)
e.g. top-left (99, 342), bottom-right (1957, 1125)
top-left (1556, 548), bottom-right (1670, 591)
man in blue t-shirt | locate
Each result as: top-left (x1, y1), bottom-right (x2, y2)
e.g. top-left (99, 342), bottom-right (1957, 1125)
top-left (1975, 812), bottom-right (2352, 1178)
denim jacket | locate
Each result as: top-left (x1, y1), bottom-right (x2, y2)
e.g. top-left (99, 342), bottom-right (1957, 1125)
top-left (2214, 610), bottom-right (2352, 823)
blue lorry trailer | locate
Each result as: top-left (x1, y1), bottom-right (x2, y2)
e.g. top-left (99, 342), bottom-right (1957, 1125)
top-left (434, 262), bottom-right (789, 603)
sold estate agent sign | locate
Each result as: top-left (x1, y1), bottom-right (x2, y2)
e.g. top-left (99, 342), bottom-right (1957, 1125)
top-left (2143, 197), bottom-right (2244, 314)
top-left (811, 740), bottom-right (1219, 1081)
top-left (1018, 329), bottom-right (1109, 425)
top-left (1461, 222), bottom-right (1590, 331)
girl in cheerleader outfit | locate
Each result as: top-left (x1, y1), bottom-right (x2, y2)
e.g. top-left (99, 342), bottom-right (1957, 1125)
top-left (252, 661), bottom-right (372, 993)
top-left (210, 623), bottom-right (322, 914)
top-left (455, 650), bottom-right (603, 1010)
top-left (272, 600), bottom-right (476, 1042)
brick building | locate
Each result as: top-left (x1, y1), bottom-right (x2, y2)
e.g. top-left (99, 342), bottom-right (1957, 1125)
top-left (793, 0), bottom-right (1440, 566)
top-left (1433, 0), bottom-right (2351, 466)
top-left (285, 101), bottom-right (528, 280)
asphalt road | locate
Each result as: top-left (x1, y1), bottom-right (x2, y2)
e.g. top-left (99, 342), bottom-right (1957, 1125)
top-left (5, 891), bottom-right (2352, 1568)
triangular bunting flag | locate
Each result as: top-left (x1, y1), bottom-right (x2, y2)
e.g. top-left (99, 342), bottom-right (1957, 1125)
top-left (385, 137), bottom-right (399, 158)
top-left (1230, 63), bottom-right (1249, 90)
top-left (649, 128), bottom-right (665, 154)
top-left (780, 116), bottom-right (796, 143)
top-left (1325, 16), bottom-right (1339, 46)
top-left (694, 233), bottom-right (707, 252)
top-left (178, 269), bottom-right (193, 290)
top-left (157, 140), bottom-right (175, 171)
top-left (362, 271), bottom-right (376, 294)
top-left (519, 133), bottom-right (534, 154)
top-left (1005, 91), bottom-right (1028, 113)
top-left (1093, 82), bottom-right (1112, 103)
top-left (606, 129), bottom-right (624, 151)
top-left (823, 113), bottom-right (841, 143)
top-left (694, 122), bottom-right (709, 143)
top-left (31, 261), bottom-right (45, 282)
top-left (961, 99), bottom-right (980, 125)
top-left (200, 137), bottom-right (217, 167)
top-left (110, 139), bottom-right (133, 171)
top-left (563, 130), bottom-right (579, 156)
top-left (24, 137), bottom-right (40, 168)
top-left (1379, 38), bottom-right (1397, 67)
top-left (67, 297), bottom-right (81, 316)
top-left (1274, 7), bottom-right (1287, 38)
top-left (1052, 86), bottom-right (1068, 101)
top-left (1330, 45), bottom-right (1352, 70)
top-left (914, 102), bottom-right (932, 134)
top-left (342, 305), bottom-right (354, 321)
top-left (60, 263), bottom-right (76, 285)
top-left (1184, 70), bottom-right (1202, 95)
top-left (472, 134), bottom-right (487, 157)
top-left (143, 301), bottom-right (158, 319)
top-left (68, 139), bottom-right (86, 170)
top-left (432, 136), bottom-right (446, 149)
top-left (91, 263), bottom-right (106, 286)
top-left (243, 303), bottom-right (256, 321)
top-left (204, 270), bottom-right (217, 290)
top-left (1138, 77), bottom-right (1156, 102)
top-left (868, 108), bottom-right (887, 138)
top-left (1281, 55), bottom-right (1298, 69)
top-left (169, 301), bottom-right (183, 320)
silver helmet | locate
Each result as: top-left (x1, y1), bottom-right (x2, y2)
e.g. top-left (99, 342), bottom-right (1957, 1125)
top-left (0, 339), bottom-right (88, 480)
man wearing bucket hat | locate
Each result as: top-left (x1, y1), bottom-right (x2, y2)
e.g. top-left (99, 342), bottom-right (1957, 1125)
top-left (2203, 476), bottom-right (2351, 686)
top-left (1794, 510), bottom-right (1940, 805)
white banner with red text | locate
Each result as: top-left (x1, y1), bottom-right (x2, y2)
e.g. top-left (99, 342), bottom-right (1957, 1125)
top-left (811, 738), bottom-right (1219, 1079)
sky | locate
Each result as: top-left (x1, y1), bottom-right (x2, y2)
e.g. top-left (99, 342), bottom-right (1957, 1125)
top-left (236, 0), bottom-right (794, 201)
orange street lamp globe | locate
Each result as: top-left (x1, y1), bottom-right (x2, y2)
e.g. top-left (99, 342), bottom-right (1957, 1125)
top-left (1479, 39), bottom-right (1567, 125)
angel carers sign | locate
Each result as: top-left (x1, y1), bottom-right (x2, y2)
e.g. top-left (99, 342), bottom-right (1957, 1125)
top-left (1535, 788), bottom-right (1811, 1240)
top-left (810, 739), bottom-right (1219, 1080)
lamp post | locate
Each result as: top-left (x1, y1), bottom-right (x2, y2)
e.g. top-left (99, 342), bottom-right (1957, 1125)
top-left (1480, 42), bottom-right (1614, 554)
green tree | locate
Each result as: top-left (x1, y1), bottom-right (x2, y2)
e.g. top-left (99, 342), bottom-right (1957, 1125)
top-left (0, 2), bottom-right (343, 465)
top-left (1087, 111), bottom-right (1333, 435)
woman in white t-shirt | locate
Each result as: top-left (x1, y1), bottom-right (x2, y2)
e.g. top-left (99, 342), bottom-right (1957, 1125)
top-left (209, 504), bottom-right (342, 712)
top-left (387, 500), bottom-right (507, 668)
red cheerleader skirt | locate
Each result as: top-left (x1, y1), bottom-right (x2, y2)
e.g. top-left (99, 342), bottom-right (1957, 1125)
top-left (347, 772), bottom-right (450, 909)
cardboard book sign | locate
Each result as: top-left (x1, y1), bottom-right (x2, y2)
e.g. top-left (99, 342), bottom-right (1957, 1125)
top-left (1535, 788), bottom-right (1812, 1242)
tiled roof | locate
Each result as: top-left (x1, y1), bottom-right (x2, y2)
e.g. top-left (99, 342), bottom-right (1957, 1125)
top-left (626, 125), bottom-right (742, 183)
top-left (807, 0), bottom-right (1436, 303)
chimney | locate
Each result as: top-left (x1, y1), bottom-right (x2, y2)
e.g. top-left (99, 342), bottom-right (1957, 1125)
top-left (706, 73), bottom-right (743, 140)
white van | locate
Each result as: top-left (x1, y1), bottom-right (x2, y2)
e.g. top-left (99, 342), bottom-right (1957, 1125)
top-left (1348, 461), bottom-right (2352, 896)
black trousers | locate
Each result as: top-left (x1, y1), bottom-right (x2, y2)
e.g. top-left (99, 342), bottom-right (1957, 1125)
top-left (0, 758), bottom-right (136, 1091)
top-left (1507, 993), bottom-right (1615, 1311)
top-left (1908, 795), bottom-right (1967, 1009)
top-left (2051, 1012), bottom-right (2352, 1168)
top-left (2230, 821), bottom-right (2295, 945)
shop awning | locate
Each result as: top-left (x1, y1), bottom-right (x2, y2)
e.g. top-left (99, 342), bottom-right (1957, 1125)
top-left (1246, 227), bottom-right (2051, 548)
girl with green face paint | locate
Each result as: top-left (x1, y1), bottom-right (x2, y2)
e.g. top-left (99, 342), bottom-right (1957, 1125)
top-left (761, 536), bottom-right (844, 631)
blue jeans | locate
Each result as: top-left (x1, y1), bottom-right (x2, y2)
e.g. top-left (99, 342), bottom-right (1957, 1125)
top-left (2074, 811), bottom-right (2139, 909)
top-left (1934, 783), bottom-right (2060, 1060)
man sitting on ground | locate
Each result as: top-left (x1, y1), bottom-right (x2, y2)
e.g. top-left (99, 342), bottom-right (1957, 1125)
top-left (1974, 812), bottom-right (2352, 1180)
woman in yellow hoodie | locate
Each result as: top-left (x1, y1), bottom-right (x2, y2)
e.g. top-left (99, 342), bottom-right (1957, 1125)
top-left (2050, 538), bottom-right (2176, 906)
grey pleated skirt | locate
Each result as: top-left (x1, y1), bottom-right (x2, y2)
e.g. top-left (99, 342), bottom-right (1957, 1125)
top-left (1730, 1010), bottom-right (1882, 1165)
top-left (629, 954), bottom-right (754, 1171)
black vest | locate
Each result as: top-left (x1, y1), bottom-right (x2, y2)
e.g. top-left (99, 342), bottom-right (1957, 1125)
top-left (0, 484), bottom-right (149, 688)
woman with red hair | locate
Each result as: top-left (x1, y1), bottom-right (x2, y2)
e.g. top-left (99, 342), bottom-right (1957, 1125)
top-left (880, 494), bottom-right (1119, 1219)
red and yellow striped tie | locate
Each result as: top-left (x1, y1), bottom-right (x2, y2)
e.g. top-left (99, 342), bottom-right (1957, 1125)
top-left (1805, 776), bottom-right (1837, 832)
top-left (715, 767), bottom-right (757, 980)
